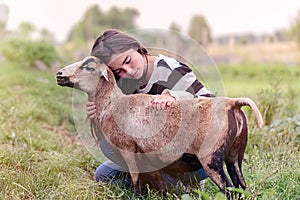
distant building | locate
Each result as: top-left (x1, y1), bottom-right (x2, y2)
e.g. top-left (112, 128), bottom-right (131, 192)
top-left (213, 30), bottom-right (290, 46)
top-left (0, 4), bottom-right (9, 30)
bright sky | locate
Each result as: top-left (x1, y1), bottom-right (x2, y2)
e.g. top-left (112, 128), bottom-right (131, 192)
top-left (1, 0), bottom-right (300, 42)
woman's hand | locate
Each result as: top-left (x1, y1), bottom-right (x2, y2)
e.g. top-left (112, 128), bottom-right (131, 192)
top-left (150, 90), bottom-right (176, 110)
top-left (86, 101), bottom-right (96, 119)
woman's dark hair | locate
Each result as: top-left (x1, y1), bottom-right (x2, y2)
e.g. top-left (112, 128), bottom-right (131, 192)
top-left (91, 29), bottom-right (148, 65)
top-left (91, 29), bottom-right (148, 94)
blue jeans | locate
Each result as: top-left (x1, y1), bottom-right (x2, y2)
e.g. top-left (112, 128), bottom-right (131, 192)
top-left (95, 160), bottom-right (207, 187)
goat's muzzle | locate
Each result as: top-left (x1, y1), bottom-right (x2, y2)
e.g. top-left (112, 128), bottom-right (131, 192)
top-left (56, 71), bottom-right (75, 88)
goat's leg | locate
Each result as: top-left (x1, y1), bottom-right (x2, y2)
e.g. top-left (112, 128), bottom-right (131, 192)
top-left (236, 112), bottom-right (248, 190)
top-left (237, 147), bottom-right (247, 189)
top-left (199, 155), bottom-right (233, 199)
top-left (119, 152), bottom-right (142, 195)
top-left (234, 160), bottom-right (247, 190)
top-left (226, 161), bottom-right (240, 188)
top-left (226, 160), bottom-right (247, 200)
top-left (226, 156), bottom-right (246, 192)
top-left (132, 172), bottom-right (142, 195)
top-left (150, 170), bottom-right (164, 189)
top-left (234, 127), bottom-right (247, 190)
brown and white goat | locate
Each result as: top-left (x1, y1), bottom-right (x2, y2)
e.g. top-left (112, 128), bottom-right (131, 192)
top-left (56, 56), bottom-right (263, 197)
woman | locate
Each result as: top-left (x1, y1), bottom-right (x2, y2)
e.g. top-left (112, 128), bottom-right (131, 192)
top-left (87, 29), bottom-right (214, 189)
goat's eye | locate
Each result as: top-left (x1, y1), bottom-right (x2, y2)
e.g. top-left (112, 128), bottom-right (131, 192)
top-left (83, 65), bottom-right (95, 71)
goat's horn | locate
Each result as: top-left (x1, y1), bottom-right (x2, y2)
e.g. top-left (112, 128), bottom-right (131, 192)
top-left (100, 69), bottom-right (109, 81)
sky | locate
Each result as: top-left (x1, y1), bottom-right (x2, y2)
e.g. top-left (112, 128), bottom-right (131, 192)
top-left (1, 0), bottom-right (300, 42)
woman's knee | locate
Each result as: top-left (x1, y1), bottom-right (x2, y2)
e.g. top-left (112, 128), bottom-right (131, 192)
top-left (95, 164), bottom-right (122, 183)
top-left (194, 168), bottom-right (208, 180)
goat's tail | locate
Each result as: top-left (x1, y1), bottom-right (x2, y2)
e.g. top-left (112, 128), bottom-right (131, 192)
top-left (235, 97), bottom-right (263, 128)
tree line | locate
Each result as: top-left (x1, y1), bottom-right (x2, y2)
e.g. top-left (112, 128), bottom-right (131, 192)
top-left (1, 3), bottom-right (300, 69)
top-left (66, 5), bottom-right (211, 46)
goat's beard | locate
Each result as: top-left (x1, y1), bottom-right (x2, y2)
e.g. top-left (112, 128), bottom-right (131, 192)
top-left (56, 77), bottom-right (75, 88)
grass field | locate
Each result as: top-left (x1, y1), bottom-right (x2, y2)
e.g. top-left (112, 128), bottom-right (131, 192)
top-left (0, 60), bottom-right (299, 199)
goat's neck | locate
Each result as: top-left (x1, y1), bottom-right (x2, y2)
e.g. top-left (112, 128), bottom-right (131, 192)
top-left (92, 70), bottom-right (124, 111)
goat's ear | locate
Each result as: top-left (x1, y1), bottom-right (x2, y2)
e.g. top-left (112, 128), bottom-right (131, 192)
top-left (100, 69), bottom-right (109, 81)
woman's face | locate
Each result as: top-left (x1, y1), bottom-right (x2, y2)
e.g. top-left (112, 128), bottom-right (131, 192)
top-left (108, 49), bottom-right (145, 79)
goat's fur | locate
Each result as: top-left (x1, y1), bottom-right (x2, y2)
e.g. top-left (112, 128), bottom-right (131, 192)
top-left (56, 56), bottom-right (263, 197)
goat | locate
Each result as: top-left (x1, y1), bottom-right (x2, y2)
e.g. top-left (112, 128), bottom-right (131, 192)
top-left (56, 56), bottom-right (263, 198)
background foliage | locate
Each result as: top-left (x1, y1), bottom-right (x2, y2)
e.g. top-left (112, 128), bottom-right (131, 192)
top-left (1, 38), bottom-right (60, 68)
top-left (67, 5), bottom-right (140, 45)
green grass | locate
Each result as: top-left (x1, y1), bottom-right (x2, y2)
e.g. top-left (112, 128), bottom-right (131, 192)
top-left (0, 60), bottom-right (299, 199)
top-left (0, 61), bottom-right (102, 199)
top-left (218, 62), bottom-right (300, 97)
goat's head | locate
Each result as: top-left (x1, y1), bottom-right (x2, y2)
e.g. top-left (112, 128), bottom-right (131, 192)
top-left (56, 56), bottom-right (109, 95)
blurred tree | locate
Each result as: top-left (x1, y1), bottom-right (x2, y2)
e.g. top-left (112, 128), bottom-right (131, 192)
top-left (123, 7), bottom-right (140, 28)
top-left (40, 28), bottom-right (56, 43)
top-left (188, 14), bottom-right (211, 46)
top-left (67, 5), bottom-right (139, 44)
top-left (274, 29), bottom-right (289, 42)
top-left (104, 6), bottom-right (139, 30)
top-left (18, 22), bottom-right (35, 38)
top-left (290, 11), bottom-right (300, 48)
top-left (0, 4), bottom-right (9, 36)
top-left (169, 22), bottom-right (182, 32)
top-left (67, 5), bottom-right (104, 44)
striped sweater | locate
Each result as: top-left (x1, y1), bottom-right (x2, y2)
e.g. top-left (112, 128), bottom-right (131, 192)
top-left (136, 54), bottom-right (212, 99)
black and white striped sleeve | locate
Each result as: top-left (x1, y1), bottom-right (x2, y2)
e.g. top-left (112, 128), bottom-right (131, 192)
top-left (170, 62), bottom-right (212, 98)
top-left (146, 56), bottom-right (213, 99)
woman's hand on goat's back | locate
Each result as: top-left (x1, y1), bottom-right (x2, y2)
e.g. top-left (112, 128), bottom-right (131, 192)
top-left (86, 101), bottom-right (97, 119)
top-left (149, 92), bottom-right (176, 110)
